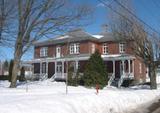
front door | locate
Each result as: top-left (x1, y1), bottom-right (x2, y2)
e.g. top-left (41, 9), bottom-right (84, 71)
top-left (115, 61), bottom-right (120, 78)
top-left (56, 47), bottom-right (61, 58)
top-left (57, 64), bottom-right (62, 73)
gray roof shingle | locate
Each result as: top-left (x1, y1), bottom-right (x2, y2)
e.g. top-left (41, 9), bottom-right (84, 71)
top-left (34, 29), bottom-right (128, 47)
top-left (34, 29), bottom-right (98, 47)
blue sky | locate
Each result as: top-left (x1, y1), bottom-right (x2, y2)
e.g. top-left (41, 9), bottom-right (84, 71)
top-left (1, 0), bottom-right (160, 61)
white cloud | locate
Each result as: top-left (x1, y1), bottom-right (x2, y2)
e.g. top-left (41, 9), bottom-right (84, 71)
top-left (97, 3), bottom-right (105, 7)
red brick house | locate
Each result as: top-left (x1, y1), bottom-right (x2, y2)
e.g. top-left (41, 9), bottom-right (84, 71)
top-left (28, 29), bottom-right (147, 87)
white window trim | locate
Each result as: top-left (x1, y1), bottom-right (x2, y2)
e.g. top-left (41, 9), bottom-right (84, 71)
top-left (75, 43), bottom-right (80, 54)
top-left (91, 43), bottom-right (95, 54)
top-left (70, 43), bottom-right (80, 54)
top-left (56, 46), bottom-right (61, 58)
top-left (40, 47), bottom-right (48, 57)
top-left (102, 43), bottom-right (109, 54)
top-left (139, 63), bottom-right (142, 74)
top-left (119, 42), bottom-right (126, 54)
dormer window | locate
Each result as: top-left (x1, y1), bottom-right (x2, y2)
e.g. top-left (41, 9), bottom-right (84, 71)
top-left (102, 43), bottom-right (108, 54)
top-left (119, 43), bottom-right (126, 54)
top-left (70, 43), bottom-right (80, 54)
top-left (40, 47), bottom-right (48, 57)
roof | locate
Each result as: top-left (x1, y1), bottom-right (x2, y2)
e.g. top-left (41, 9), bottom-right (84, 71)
top-left (34, 29), bottom-right (98, 47)
top-left (34, 29), bottom-right (130, 47)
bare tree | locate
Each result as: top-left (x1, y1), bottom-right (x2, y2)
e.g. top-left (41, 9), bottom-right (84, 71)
top-left (0, 0), bottom-right (16, 46)
top-left (4, 0), bottom-right (93, 88)
top-left (0, 0), bottom-right (5, 42)
top-left (108, 0), bottom-right (159, 89)
top-left (130, 22), bottom-right (158, 89)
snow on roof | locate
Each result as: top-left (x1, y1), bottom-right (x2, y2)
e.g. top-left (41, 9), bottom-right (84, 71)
top-left (54, 35), bottom-right (69, 40)
top-left (101, 54), bottom-right (121, 58)
top-left (92, 35), bottom-right (103, 39)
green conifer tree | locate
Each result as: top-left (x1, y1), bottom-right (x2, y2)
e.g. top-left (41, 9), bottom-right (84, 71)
top-left (83, 50), bottom-right (108, 89)
top-left (3, 60), bottom-right (9, 72)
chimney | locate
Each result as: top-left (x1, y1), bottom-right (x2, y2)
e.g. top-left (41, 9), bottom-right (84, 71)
top-left (101, 24), bottom-right (108, 32)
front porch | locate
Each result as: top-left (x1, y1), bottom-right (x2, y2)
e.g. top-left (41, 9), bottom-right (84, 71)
top-left (103, 54), bottom-right (135, 87)
top-left (26, 54), bottom-right (135, 87)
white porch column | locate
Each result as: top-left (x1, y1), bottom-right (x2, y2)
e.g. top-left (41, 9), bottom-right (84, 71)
top-left (55, 61), bottom-right (57, 75)
top-left (62, 61), bottom-right (64, 73)
top-left (46, 61), bottom-right (48, 77)
top-left (122, 60), bottom-right (125, 75)
top-left (132, 60), bottom-right (134, 76)
top-left (75, 60), bottom-right (79, 72)
top-left (32, 64), bottom-right (34, 75)
top-left (113, 60), bottom-right (115, 75)
top-left (128, 60), bottom-right (131, 74)
top-left (40, 62), bottom-right (42, 75)
top-left (62, 61), bottom-right (64, 78)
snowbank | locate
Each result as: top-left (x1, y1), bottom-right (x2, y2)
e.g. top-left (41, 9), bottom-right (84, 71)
top-left (0, 80), bottom-right (160, 113)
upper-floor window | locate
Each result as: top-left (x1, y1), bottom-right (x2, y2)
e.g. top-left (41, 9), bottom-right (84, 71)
top-left (139, 63), bottom-right (142, 74)
top-left (40, 47), bottom-right (48, 57)
top-left (70, 43), bottom-right (80, 54)
top-left (56, 46), bottom-right (61, 58)
top-left (91, 43), bottom-right (95, 54)
top-left (103, 43), bottom-right (108, 54)
top-left (119, 43), bottom-right (126, 54)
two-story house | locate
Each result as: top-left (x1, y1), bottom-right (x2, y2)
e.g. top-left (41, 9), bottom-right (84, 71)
top-left (28, 29), bottom-right (147, 87)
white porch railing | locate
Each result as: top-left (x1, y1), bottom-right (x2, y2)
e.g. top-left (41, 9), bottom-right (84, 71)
top-left (108, 73), bottom-right (115, 86)
top-left (123, 72), bottom-right (134, 79)
top-left (118, 72), bottom-right (134, 87)
top-left (50, 73), bottom-right (67, 81)
top-left (107, 72), bottom-right (134, 87)
top-left (50, 74), bottom-right (56, 81)
top-left (54, 73), bottom-right (67, 80)
top-left (118, 75), bottom-right (125, 87)
top-left (40, 73), bottom-right (48, 81)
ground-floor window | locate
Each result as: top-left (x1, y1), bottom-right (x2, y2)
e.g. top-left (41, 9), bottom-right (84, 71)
top-left (34, 63), bottom-right (40, 74)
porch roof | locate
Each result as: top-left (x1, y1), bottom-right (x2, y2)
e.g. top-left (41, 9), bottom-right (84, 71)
top-left (102, 54), bottom-right (135, 61)
top-left (25, 54), bottom-right (135, 63)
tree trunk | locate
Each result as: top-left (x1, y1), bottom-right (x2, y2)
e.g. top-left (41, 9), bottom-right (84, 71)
top-left (149, 64), bottom-right (157, 89)
top-left (10, 59), bottom-right (20, 88)
top-left (10, 41), bottom-right (22, 88)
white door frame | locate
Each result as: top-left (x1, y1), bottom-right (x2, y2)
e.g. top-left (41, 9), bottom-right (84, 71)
top-left (57, 64), bottom-right (62, 73)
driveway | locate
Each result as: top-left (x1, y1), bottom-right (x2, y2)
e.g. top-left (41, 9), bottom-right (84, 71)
top-left (147, 99), bottom-right (160, 113)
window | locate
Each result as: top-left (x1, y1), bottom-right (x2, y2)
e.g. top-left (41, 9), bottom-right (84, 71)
top-left (70, 44), bottom-right (74, 54)
top-left (40, 47), bottom-right (48, 57)
top-left (75, 43), bottom-right (80, 54)
top-left (91, 43), bottom-right (95, 53)
top-left (70, 43), bottom-right (80, 54)
top-left (103, 43), bottom-right (108, 54)
top-left (56, 46), bottom-right (61, 58)
top-left (119, 43), bottom-right (126, 54)
top-left (139, 63), bottom-right (142, 74)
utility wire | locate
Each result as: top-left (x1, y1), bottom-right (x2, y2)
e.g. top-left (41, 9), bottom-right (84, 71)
top-left (97, 0), bottom-right (159, 39)
top-left (150, 0), bottom-right (160, 21)
top-left (113, 0), bottom-right (160, 37)
top-left (152, 0), bottom-right (160, 10)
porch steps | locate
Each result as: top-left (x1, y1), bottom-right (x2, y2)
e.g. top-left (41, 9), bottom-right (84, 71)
top-left (110, 78), bottom-right (120, 87)
top-left (110, 78), bottom-right (134, 87)
top-left (40, 74), bottom-right (48, 81)
top-left (50, 74), bottom-right (56, 82)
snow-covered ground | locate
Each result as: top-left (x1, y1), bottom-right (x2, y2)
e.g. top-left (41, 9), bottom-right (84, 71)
top-left (0, 80), bottom-right (160, 113)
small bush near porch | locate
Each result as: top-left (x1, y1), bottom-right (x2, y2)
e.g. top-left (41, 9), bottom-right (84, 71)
top-left (82, 50), bottom-right (108, 89)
